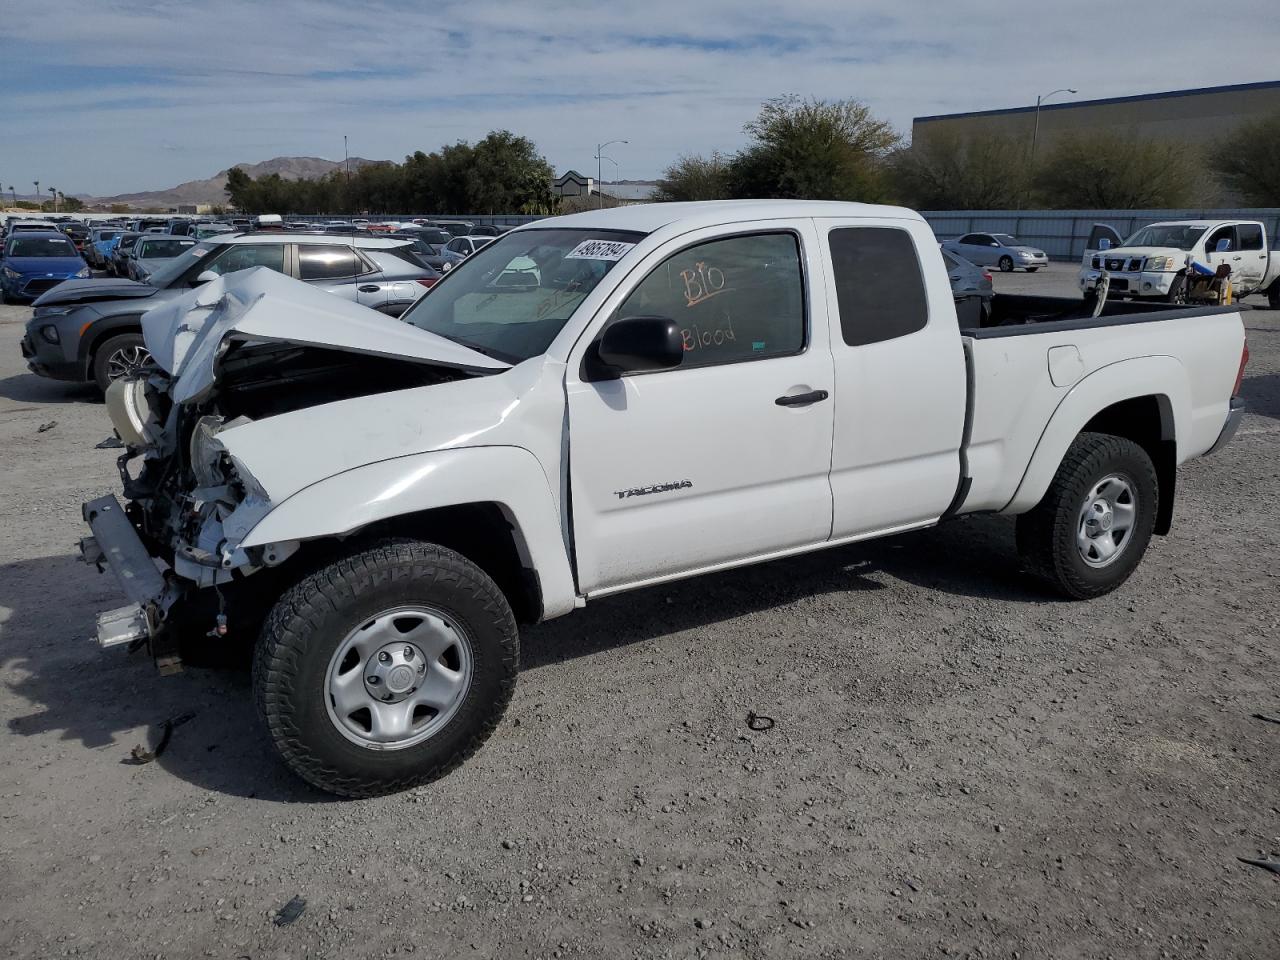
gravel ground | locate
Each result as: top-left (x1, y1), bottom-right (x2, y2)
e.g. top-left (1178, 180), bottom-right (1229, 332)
top-left (1, 263), bottom-right (1277, 959)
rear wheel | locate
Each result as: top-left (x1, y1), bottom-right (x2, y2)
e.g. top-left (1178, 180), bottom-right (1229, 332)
top-left (1016, 432), bottom-right (1158, 599)
top-left (1268, 280), bottom-right (1280, 310)
top-left (92, 332), bottom-right (150, 392)
top-left (999, 255), bottom-right (1015, 272)
top-left (253, 541), bottom-right (519, 797)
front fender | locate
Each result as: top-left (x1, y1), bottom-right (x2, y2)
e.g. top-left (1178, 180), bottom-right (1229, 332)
top-left (1001, 355), bottom-right (1189, 515)
top-left (239, 446), bottom-right (578, 618)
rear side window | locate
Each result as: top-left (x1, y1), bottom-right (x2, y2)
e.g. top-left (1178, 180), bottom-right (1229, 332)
top-left (1237, 224), bottom-right (1264, 251)
top-left (829, 227), bottom-right (929, 347)
top-left (618, 232), bottom-right (805, 368)
top-left (203, 242), bottom-right (286, 276)
top-left (298, 244), bottom-right (361, 280)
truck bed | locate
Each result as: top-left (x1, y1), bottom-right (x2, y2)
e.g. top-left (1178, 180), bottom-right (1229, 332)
top-left (955, 295), bottom-right (1245, 518)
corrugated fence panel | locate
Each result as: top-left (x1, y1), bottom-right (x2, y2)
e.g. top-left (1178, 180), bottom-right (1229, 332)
top-left (922, 208), bottom-right (1280, 261)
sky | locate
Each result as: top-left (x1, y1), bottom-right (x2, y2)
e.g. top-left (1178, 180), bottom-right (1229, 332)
top-left (3, 0), bottom-right (1280, 198)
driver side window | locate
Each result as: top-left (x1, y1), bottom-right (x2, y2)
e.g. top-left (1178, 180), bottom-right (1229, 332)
top-left (203, 243), bottom-right (286, 276)
top-left (617, 232), bottom-right (805, 369)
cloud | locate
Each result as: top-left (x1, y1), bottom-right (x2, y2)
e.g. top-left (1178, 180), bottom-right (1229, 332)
top-left (4, 0), bottom-right (1279, 196)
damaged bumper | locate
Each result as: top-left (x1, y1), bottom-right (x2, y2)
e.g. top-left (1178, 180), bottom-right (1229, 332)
top-left (80, 495), bottom-right (169, 649)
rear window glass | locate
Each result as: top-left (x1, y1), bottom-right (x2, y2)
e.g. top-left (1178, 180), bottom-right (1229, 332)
top-left (1237, 224), bottom-right (1264, 251)
top-left (138, 238), bottom-right (196, 258)
top-left (298, 244), bottom-right (362, 280)
top-left (828, 227), bottom-right (929, 346)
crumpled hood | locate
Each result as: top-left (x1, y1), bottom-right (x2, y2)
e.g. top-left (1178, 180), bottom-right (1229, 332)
top-left (140, 266), bottom-right (509, 404)
top-left (33, 276), bottom-right (157, 306)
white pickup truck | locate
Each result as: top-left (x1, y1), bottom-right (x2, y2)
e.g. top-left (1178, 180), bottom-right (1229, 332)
top-left (82, 200), bottom-right (1249, 796)
top-left (1080, 219), bottom-right (1280, 306)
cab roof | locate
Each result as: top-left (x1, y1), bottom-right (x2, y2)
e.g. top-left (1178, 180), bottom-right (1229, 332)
top-left (523, 199), bottom-right (925, 236)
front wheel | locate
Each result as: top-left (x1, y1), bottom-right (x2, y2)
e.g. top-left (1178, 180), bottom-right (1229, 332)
top-left (92, 332), bottom-right (151, 392)
top-left (1016, 432), bottom-right (1158, 599)
top-left (1166, 273), bottom-right (1187, 305)
top-left (253, 541), bottom-right (519, 797)
top-left (998, 255), bottom-right (1015, 272)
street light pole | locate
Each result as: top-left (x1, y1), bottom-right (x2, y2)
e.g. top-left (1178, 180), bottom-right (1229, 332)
top-left (33, 181), bottom-right (39, 209)
top-left (1031, 88), bottom-right (1077, 161)
top-left (49, 187), bottom-right (57, 213)
top-left (595, 139), bottom-right (629, 209)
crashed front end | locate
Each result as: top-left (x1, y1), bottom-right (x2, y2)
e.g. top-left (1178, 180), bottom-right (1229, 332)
top-left (78, 267), bottom-right (506, 667)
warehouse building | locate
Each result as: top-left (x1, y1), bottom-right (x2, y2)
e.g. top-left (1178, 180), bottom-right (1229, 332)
top-left (912, 80), bottom-right (1280, 148)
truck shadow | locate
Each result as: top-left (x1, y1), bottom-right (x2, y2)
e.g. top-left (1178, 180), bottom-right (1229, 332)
top-left (1240, 372), bottom-right (1279, 421)
top-left (0, 372), bottom-right (99, 406)
top-left (0, 516), bottom-right (1045, 802)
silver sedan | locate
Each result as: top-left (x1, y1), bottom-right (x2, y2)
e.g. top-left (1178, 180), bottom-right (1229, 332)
top-left (941, 232), bottom-right (1048, 272)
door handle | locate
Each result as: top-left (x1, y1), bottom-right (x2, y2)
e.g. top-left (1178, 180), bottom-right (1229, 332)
top-left (775, 389), bottom-right (829, 407)
top-left (1232, 256), bottom-right (1242, 261)
top-left (358, 284), bottom-right (381, 293)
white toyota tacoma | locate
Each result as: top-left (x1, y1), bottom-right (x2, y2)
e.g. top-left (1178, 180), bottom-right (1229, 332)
top-left (82, 200), bottom-right (1250, 796)
top-left (1080, 219), bottom-right (1280, 305)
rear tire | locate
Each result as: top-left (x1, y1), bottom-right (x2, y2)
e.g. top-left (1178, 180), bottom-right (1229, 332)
top-left (1268, 280), bottom-right (1280, 310)
top-left (253, 541), bottom-right (519, 798)
top-left (1016, 432), bottom-right (1158, 599)
top-left (999, 256), bottom-right (1015, 272)
top-left (91, 332), bottom-right (150, 392)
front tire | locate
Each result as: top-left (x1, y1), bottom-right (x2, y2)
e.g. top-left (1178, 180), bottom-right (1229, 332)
top-left (91, 332), bottom-right (150, 392)
top-left (998, 255), bottom-right (1015, 272)
top-left (1016, 433), bottom-right (1158, 599)
top-left (253, 541), bottom-right (519, 798)
top-left (1166, 273), bottom-right (1188, 305)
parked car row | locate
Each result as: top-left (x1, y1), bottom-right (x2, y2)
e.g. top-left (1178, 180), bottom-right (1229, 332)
top-left (21, 232), bottom-right (440, 390)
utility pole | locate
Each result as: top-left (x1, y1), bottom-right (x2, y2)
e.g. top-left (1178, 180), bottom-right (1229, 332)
top-left (49, 187), bottom-right (58, 213)
top-left (8, 186), bottom-right (15, 208)
top-left (33, 181), bottom-right (39, 209)
top-left (1031, 88), bottom-right (1077, 162)
top-left (595, 139), bottom-right (628, 209)
top-left (344, 135), bottom-right (351, 213)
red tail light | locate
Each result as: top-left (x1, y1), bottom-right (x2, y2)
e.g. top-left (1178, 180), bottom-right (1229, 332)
top-left (982, 271), bottom-right (992, 281)
top-left (416, 278), bottom-right (437, 288)
top-left (1233, 338), bottom-right (1249, 395)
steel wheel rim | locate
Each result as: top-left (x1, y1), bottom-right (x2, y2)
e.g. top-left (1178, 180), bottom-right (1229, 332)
top-left (325, 605), bottom-right (474, 751)
top-left (1076, 473), bottom-right (1138, 568)
top-left (106, 344), bottom-right (151, 381)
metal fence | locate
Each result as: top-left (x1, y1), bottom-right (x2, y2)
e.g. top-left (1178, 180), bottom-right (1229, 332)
top-left (921, 208), bottom-right (1280, 262)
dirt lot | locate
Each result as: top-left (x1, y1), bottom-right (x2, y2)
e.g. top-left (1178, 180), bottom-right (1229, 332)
top-left (1, 262), bottom-right (1277, 959)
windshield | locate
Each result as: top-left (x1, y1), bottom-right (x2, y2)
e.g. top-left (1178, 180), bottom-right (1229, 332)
top-left (1122, 224), bottom-right (1208, 250)
top-left (401, 228), bottom-right (644, 363)
top-left (94, 230), bottom-right (121, 241)
top-left (144, 242), bottom-right (218, 287)
top-left (7, 237), bottom-right (79, 258)
top-left (138, 238), bottom-right (197, 259)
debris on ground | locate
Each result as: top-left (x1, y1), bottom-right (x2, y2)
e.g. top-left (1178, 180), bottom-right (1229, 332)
top-left (1251, 713), bottom-right (1280, 726)
top-left (273, 895), bottom-right (307, 926)
top-left (746, 711), bottom-right (775, 732)
top-left (36, 421), bottom-right (57, 433)
top-left (124, 712), bottom-right (196, 765)
top-left (1238, 857), bottom-right (1280, 876)
top-left (95, 435), bottom-right (125, 449)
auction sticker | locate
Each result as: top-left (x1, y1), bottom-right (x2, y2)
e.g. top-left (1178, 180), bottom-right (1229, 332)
top-left (565, 239), bottom-right (635, 261)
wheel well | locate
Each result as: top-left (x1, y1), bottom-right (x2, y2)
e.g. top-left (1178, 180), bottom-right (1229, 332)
top-left (1081, 395), bottom-right (1176, 535)
top-left (281, 503), bottom-right (544, 624)
top-left (81, 319), bottom-right (142, 374)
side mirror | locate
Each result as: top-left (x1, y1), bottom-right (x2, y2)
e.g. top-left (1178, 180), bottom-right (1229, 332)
top-left (194, 270), bottom-right (219, 284)
top-left (1214, 239), bottom-right (1232, 253)
top-left (1098, 238), bottom-right (1111, 251)
top-left (588, 316), bottom-right (684, 380)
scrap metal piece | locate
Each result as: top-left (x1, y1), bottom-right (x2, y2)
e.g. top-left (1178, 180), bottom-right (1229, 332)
top-left (95, 604), bottom-right (151, 649)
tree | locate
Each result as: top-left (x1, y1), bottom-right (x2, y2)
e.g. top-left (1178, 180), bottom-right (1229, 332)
top-left (224, 166), bottom-right (255, 210)
top-left (654, 153), bottom-right (731, 201)
top-left (726, 96), bottom-right (900, 201)
top-left (1033, 133), bottom-right (1200, 208)
top-left (465, 131), bottom-right (558, 214)
top-left (1208, 112), bottom-right (1280, 205)
top-left (887, 131), bottom-right (1032, 209)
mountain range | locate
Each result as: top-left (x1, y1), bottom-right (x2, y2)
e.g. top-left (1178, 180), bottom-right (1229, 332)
top-left (77, 156), bottom-right (385, 208)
